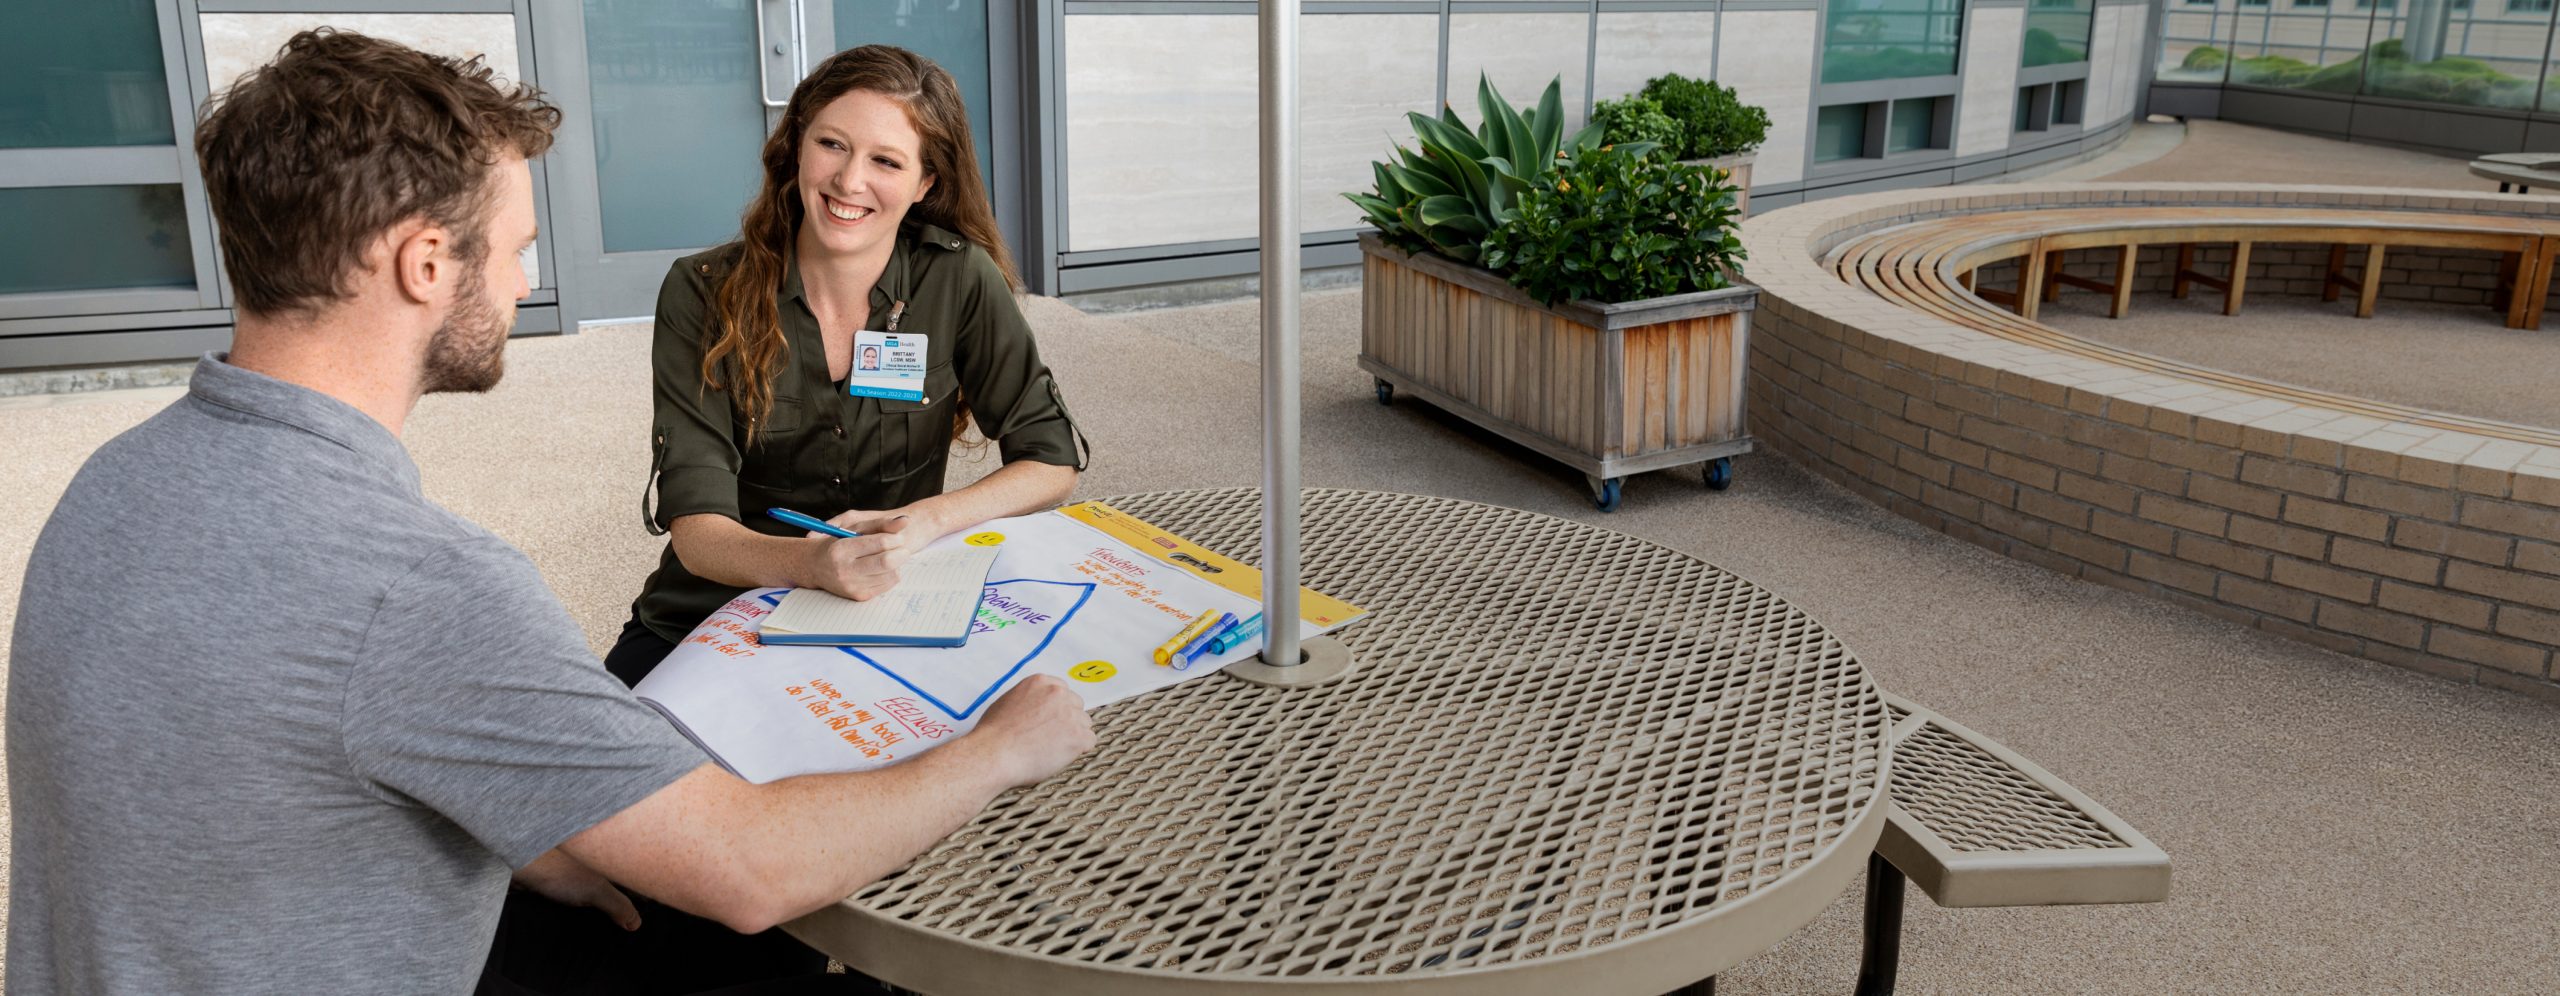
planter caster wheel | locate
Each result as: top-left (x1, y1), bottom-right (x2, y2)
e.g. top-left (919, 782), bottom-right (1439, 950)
top-left (1588, 476), bottom-right (1625, 513)
top-left (1375, 379), bottom-right (1395, 406)
top-left (1703, 457), bottom-right (1735, 491)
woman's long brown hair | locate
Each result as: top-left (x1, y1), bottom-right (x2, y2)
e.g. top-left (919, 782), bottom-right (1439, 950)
top-left (703, 45), bottom-right (1017, 449)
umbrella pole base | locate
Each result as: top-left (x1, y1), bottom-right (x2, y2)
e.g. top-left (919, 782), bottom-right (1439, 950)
top-left (1224, 636), bottom-right (1357, 688)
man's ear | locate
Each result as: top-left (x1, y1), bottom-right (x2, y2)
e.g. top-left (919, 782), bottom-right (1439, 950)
top-left (389, 220), bottom-right (450, 307)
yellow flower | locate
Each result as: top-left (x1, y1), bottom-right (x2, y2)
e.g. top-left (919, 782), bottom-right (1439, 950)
top-left (1558, 180), bottom-right (1572, 192)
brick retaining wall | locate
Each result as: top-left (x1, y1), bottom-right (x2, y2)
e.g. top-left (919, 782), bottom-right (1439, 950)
top-left (1741, 184), bottom-right (2560, 702)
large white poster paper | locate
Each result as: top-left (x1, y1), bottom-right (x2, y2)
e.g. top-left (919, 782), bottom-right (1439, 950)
top-left (633, 505), bottom-right (1353, 783)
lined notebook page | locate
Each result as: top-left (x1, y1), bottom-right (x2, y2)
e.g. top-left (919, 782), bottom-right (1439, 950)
top-left (762, 545), bottom-right (1002, 642)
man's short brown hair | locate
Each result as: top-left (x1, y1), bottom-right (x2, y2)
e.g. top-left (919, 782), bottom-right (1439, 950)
top-left (196, 29), bottom-right (560, 316)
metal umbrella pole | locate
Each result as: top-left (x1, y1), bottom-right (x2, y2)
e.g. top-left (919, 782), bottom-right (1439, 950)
top-left (1231, 0), bottom-right (1354, 687)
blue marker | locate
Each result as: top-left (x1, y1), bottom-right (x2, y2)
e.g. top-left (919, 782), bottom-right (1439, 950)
top-left (1205, 612), bottom-right (1266, 655)
top-left (1172, 612), bottom-right (1236, 667)
top-left (767, 507), bottom-right (860, 539)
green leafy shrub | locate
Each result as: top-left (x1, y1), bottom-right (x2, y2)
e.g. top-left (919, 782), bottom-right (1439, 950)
top-left (1638, 74), bottom-right (1770, 160)
top-left (1590, 94), bottom-right (1682, 156)
top-left (1480, 144), bottom-right (1745, 306)
top-left (1343, 75), bottom-right (1626, 265)
top-left (2181, 46), bottom-right (2227, 71)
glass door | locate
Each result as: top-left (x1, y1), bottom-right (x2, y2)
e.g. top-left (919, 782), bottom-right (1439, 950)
top-left (535, 0), bottom-right (831, 323)
top-left (0, 0), bottom-right (225, 366)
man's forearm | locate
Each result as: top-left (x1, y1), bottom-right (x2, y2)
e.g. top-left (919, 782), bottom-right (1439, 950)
top-left (571, 747), bottom-right (1016, 934)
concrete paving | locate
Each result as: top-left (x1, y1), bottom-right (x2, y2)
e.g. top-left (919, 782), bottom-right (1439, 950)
top-left (4, 120), bottom-right (2557, 991)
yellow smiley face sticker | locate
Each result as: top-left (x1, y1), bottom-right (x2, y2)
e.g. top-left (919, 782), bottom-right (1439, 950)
top-left (965, 531), bottom-right (1006, 547)
top-left (1068, 660), bottom-right (1117, 683)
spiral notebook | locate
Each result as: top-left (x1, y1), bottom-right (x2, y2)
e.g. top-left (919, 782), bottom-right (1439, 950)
top-left (756, 545), bottom-right (1002, 647)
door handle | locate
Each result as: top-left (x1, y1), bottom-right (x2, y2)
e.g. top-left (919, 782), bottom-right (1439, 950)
top-left (756, 0), bottom-right (805, 108)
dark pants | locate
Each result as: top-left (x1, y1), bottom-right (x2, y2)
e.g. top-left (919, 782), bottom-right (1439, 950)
top-left (475, 619), bottom-right (880, 996)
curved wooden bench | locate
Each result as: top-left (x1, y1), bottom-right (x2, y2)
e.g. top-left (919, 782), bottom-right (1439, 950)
top-left (1851, 694), bottom-right (2170, 995)
top-left (1833, 206), bottom-right (2560, 330)
top-left (1826, 207), bottom-right (2560, 450)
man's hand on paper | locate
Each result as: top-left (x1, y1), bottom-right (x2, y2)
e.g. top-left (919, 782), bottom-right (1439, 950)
top-left (954, 675), bottom-right (1097, 789)
top-left (800, 514), bottom-right (918, 601)
top-left (513, 848), bottom-right (642, 931)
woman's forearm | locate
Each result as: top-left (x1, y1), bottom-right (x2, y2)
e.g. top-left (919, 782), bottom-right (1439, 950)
top-left (902, 460), bottom-right (1079, 541)
top-left (669, 513), bottom-right (827, 590)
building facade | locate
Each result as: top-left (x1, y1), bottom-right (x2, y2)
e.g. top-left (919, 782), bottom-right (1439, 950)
top-left (5, 0), bottom-right (2161, 370)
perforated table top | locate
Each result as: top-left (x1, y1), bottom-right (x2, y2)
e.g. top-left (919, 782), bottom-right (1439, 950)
top-left (786, 489), bottom-right (1892, 995)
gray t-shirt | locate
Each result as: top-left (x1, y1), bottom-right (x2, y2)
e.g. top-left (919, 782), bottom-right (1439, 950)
top-left (6, 355), bottom-right (710, 995)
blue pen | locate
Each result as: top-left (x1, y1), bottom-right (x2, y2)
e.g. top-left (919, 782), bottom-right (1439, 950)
top-left (1205, 612), bottom-right (1266, 654)
top-left (767, 507), bottom-right (860, 539)
top-left (1174, 613), bottom-right (1238, 669)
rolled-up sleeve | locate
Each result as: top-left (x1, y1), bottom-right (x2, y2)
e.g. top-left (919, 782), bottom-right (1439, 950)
top-left (953, 251), bottom-right (1085, 471)
top-left (648, 260), bottom-right (746, 529)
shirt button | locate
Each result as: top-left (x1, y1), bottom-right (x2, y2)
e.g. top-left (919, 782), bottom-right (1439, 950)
top-left (832, 424), bottom-right (845, 438)
top-left (831, 475), bottom-right (844, 487)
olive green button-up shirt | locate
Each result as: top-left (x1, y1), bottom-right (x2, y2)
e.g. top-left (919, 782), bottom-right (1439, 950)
top-left (632, 222), bottom-right (1086, 642)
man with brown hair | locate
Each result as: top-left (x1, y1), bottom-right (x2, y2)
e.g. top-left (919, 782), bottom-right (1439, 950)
top-left (5, 30), bottom-right (1091, 995)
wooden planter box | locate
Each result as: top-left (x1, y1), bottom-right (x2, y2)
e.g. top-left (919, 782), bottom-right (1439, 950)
top-left (1356, 232), bottom-right (1758, 511)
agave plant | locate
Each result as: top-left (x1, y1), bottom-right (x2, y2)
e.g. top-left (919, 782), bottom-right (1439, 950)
top-left (1345, 75), bottom-right (1652, 266)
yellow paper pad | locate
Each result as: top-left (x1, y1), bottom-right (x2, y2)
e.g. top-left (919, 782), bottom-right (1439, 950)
top-left (1055, 500), bottom-right (1367, 630)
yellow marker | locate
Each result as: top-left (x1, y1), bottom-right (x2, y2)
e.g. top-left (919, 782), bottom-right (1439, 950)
top-left (966, 531), bottom-right (1005, 546)
top-left (1068, 660), bottom-right (1117, 683)
top-left (1152, 611), bottom-right (1223, 666)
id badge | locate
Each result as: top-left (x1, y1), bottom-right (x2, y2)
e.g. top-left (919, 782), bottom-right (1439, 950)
top-left (846, 330), bottom-right (928, 402)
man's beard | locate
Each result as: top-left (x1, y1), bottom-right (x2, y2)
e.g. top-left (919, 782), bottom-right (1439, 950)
top-left (421, 259), bottom-right (510, 395)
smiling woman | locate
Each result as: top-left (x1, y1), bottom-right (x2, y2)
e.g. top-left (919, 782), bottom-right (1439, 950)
top-left (477, 44), bottom-right (1090, 996)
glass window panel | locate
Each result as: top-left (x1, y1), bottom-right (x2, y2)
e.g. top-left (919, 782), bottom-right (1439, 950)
top-left (836, 1), bottom-right (994, 190)
top-left (2017, 85), bottom-right (2039, 130)
top-left (2159, 1), bottom-right (2239, 82)
top-left (1815, 103), bottom-right (1869, 161)
top-left (1886, 97), bottom-right (1936, 152)
top-left (0, 185), bottom-right (194, 296)
top-left (584, 0), bottom-right (770, 254)
top-left (2224, 1), bottom-right (2372, 93)
top-left (2025, 0), bottom-right (2097, 66)
top-left (2365, 0), bottom-right (2546, 109)
top-left (1822, 0), bottom-right (1965, 83)
top-left (0, 0), bottom-right (175, 150)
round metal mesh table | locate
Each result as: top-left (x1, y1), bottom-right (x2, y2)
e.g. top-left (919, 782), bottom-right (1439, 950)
top-left (788, 489), bottom-right (1891, 995)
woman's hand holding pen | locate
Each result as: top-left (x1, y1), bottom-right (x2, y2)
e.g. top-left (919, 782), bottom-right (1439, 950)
top-left (798, 513), bottom-right (920, 601)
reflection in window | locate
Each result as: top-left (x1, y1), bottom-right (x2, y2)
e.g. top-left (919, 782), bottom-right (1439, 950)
top-left (2024, 0), bottom-right (2095, 66)
top-left (1821, 0), bottom-right (1965, 83)
top-left (1815, 104), bottom-right (1869, 161)
top-left (2157, 0), bottom-right (2238, 82)
top-left (583, 0), bottom-right (768, 254)
top-left (0, 185), bottom-right (194, 295)
top-left (0, 0), bottom-right (175, 150)
top-left (2220, 0), bottom-right (2370, 93)
top-left (2360, 0), bottom-right (2549, 109)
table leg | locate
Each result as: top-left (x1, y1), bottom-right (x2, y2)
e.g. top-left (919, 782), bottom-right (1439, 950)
top-left (1665, 977), bottom-right (1716, 995)
top-left (1854, 853), bottom-right (1907, 996)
